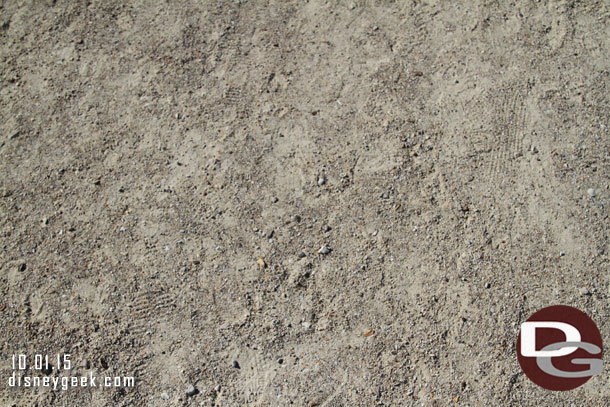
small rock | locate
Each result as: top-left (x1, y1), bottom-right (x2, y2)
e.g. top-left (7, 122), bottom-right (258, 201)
top-left (324, 225), bottom-right (332, 232)
top-left (277, 358), bottom-right (284, 364)
top-left (559, 251), bottom-right (565, 257)
top-left (587, 188), bottom-right (596, 197)
top-left (185, 385), bottom-right (198, 397)
top-left (380, 193), bottom-right (389, 199)
top-left (318, 245), bottom-right (331, 255)
top-left (161, 392), bottom-right (170, 400)
top-left (318, 177), bottom-right (326, 186)
top-left (485, 282), bottom-right (491, 289)
top-left (292, 214), bottom-right (301, 223)
top-left (232, 360), bottom-right (240, 369)
top-left (297, 251), bottom-right (306, 259)
top-left (256, 257), bottom-right (267, 268)
top-left (271, 196), bottom-right (278, 203)
top-left (302, 321), bottom-right (311, 329)
top-left (579, 287), bottom-right (590, 296)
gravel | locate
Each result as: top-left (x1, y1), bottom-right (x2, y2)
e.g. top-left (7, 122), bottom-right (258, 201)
top-left (185, 385), bottom-right (198, 397)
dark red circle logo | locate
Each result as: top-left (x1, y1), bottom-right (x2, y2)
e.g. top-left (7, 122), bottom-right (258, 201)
top-left (516, 305), bottom-right (603, 391)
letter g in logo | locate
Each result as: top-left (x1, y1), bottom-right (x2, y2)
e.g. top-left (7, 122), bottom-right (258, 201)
top-left (516, 305), bottom-right (603, 391)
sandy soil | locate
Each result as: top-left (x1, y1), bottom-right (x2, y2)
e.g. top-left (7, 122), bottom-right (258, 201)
top-left (1, 0), bottom-right (609, 406)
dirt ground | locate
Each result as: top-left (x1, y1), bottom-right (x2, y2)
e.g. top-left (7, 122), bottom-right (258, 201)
top-left (1, 0), bottom-right (609, 406)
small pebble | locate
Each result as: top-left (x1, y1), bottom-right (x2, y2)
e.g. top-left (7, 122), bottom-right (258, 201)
top-left (302, 321), bottom-right (311, 329)
top-left (380, 193), bottom-right (389, 199)
top-left (292, 214), bottom-right (301, 223)
top-left (277, 358), bottom-right (284, 364)
top-left (318, 177), bottom-right (326, 186)
top-left (318, 245), bottom-right (331, 254)
top-left (232, 360), bottom-right (240, 369)
top-left (485, 282), bottom-right (491, 289)
top-left (271, 196), bottom-right (278, 203)
top-left (161, 392), bottom-right (170, 400)
top-left (559, 252), bottom-right (565, 257)
top-left (297, 251), bottom-right (306, 259)
top-left (324, 225), bottom-right (332, 232)
top-left (578, 287), bottom-right (590, 296)
top-left (587, 188), bottom-right (596, 197)
top-left (185, 385), bottom-right (198, 397)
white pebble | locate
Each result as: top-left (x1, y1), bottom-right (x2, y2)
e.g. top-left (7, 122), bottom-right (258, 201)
top-left (318, 245), bottom-right (331, 254)
top-left (185, 385), bottom-right (198, 397)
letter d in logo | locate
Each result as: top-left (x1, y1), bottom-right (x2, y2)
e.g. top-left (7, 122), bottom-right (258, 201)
top-left (520, 322), bottom-right (581, 357)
